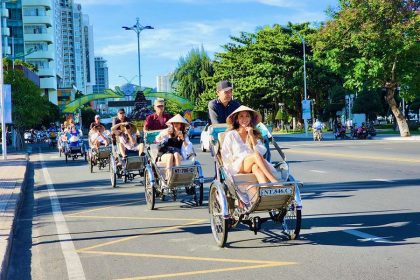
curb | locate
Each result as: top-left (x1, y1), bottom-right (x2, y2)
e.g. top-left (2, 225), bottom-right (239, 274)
top-left (0, 153), bottom-right (30, 280)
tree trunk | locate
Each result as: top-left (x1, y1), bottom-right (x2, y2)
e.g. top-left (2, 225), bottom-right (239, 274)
top-left (385, 87), bottom-right (410, 137)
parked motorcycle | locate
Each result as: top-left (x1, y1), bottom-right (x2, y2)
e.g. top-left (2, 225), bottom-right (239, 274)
top-left (351, 123), bottom-right (368, 139)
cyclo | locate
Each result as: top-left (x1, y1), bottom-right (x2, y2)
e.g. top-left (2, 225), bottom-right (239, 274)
top-left (87, 128), bottom-right (112, 173)
top-left (109, 122), bottom-right (147, 188)
top-left (63, 131), bottom-right (87, 163)
top-left (142, 129), bottom-right (204, 210)
top-left (208, 124), bottom-right (303, 247)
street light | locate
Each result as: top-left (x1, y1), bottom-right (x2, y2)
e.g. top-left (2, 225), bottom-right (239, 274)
top-left (122, 18), bottom-right (154, 89)
top-left (118, 75), bottom-right (138, 84)
top-left (292, 30), bottom-right (309, 136)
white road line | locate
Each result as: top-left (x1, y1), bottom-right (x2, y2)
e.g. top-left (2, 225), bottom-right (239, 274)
top-left (39, 152), bottom-right (86, 280)
top-left (344, 229), bottom-right (389, 243)
top-left (371, 179), bottom-right (395, 183)
top-left (309, 170), bottom-right (327, 174)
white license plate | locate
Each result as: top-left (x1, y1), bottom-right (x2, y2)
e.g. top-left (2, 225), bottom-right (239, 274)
top-left (260, 187), bottom-right (293, 196)
top-left (174, 167), bottom-right (195, 174)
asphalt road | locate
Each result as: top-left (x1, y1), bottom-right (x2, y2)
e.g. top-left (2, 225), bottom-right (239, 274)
top-left (7, 137), bottom-right (420, 280)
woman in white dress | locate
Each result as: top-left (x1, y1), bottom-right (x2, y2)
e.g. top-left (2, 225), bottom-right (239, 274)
top-left (221, 106), bottom-right (278, 192)
top-left (155, 114), bottom-right (194, 179)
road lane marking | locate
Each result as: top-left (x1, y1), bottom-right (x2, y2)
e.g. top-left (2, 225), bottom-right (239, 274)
top-left (79, 251), bottom-right (295, 280)
top-left (309, 169), bottom-right (327, 174)
top-left (77, 219), bottom-right (206, 252)
top-left (344, 229), bottom-right (389, 243)
top-left (66, 201), bottom-right (139, 217)
top-left (371, 179), bottom-right (395, 183)
top-left (116, 263), bottom-right (283, 280)
top-left (65, 215), bottom-right (205, 221)
top-left (39, 152), bottom-right (86, 280)
top-left (286, 149), bottom-right (420, 164)
top-left (81, 250), bottom-right (291, 265)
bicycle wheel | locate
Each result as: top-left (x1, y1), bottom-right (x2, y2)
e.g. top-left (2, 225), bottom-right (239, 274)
top-left (144, 171), bottom-right (155, 210)
top-left (209, 185), bottom-right (228, 247)
top-left (282, 203), bottom-right (302, 240)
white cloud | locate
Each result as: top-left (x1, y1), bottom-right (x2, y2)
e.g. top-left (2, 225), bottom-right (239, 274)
top-left (96, 19), bottom-right (255, 60)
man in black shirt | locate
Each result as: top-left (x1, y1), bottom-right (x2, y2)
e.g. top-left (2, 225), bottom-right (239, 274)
top-left (208, 80), bottom-right (240, 124)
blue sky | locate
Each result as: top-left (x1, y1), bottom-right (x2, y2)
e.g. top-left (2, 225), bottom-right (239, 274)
top-left (80, 0), bottom-right (338, 90)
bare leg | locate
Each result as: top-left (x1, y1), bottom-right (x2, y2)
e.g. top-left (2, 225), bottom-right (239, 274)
top-left (137, 143), bottom-right (144, 155)
top-left (174, 152), bottom-right (182, 166)
top-left (242, 152), bottom-right (277, 183)
top-left (119, 143), bottom-right (126, 157)
top-left (161, 153), bottom-right (174, 180)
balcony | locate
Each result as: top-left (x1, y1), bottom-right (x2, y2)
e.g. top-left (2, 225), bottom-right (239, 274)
top-left (37, 67), bottom-right (55, 77)
top-left (22, 0), bottom-right (52, 10)
top-left (40, 77), bottom-right (57, 90)
top-left (2, 27), bottom-right (10, 37)
top-left (24, 31), bottom-right (54, 43)
top-left (2, 9), bottom-right (9, 18)
top-left (26, 48), bottom-right (54, 61)
top-left (23, 15), bottom-right (53, 27)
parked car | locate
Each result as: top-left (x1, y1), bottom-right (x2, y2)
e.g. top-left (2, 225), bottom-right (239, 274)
top-left (200, 124), bottom-right (210, 152)
top-left (188, 120), bottom-right (206, 139)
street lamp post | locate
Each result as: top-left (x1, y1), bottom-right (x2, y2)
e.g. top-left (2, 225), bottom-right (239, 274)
top-left (291, 30), bottom-right (308, 135)
top-left (122, 18), bottom-right (154, 89)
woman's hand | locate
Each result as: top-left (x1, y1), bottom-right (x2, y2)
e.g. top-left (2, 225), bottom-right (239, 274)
top-left (245, 127), bottom-right (253, 135)
top-left (177, 131), bottom-right (184, 141)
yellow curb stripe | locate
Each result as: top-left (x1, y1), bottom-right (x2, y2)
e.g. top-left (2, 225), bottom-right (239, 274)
top-left (80, 250), bottom-right (291, 265)
top-left (66, 201), bottom-right (139, 217)
top-left (65, 215), bottom-right (204, 221)
top-left (287, 149), bottom-right (420, 164)
top-left (77, 219), bottom-right (206, 252)
top-left (116, 263), bottom-right (292, 280)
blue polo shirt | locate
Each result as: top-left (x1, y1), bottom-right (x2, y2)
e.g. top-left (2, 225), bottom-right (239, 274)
top-left (208, 99), bottom-right (241, 124)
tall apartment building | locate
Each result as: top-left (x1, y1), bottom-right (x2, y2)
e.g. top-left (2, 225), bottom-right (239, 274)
top-left (93, 56), bottom-right (109, 112)
top-left (58, 1), bottom-right (94, 96)
top-left (3, 0), bottom-right (63, 104)
top-left (156, 74), bottom-right (173, 93)
top-left (1, 0), bottom-right (94, 106)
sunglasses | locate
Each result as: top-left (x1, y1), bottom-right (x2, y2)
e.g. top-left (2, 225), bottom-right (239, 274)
top-left (156, 105), bottom-right (164, 108)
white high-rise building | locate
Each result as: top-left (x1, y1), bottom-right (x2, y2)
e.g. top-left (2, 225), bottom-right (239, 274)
top-left (58, 1), bottom-right (94, 95)
top-left (156, 74), bottom-right (173, 93)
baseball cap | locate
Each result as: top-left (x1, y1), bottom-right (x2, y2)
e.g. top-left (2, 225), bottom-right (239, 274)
top-left (154, 98), bottom-right (165, 106)
top-left (216, 80), bottom-right (233, 92)
top-left (95, 114), bottom-right (100, 119)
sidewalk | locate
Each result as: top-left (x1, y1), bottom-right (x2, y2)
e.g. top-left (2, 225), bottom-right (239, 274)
top-left (0, 153), bottom-right (29, 279)
top-left (273, 132), bottom-right (420, 141)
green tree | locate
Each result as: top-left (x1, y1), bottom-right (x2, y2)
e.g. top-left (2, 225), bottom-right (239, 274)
top-left (213, 23), bottom-right (344, 123)
top-left (313, 0), bottom-right (420, 136)
top-left (172, 46), bottom-right (214, 104)
top-left (352, 89), bottom-right (386, 120)
top-left (4, 69), bottom-right (57, 147)
top-left (81, 106), bottom-right (98, 129)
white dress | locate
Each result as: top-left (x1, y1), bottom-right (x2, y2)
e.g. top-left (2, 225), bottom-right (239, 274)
top-left (221, 130), bottom-right (267, 175)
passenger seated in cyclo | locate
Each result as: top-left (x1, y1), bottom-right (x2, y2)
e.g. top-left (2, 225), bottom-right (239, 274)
top-left (221, 106), bottom-right (279, 209)
top-left (89, 124), bottom-right (110, 150)
top-left (155, 114), bottom-right (194, 180)
top-left (67, 125), bottom-right (82, 147)
top-left (111, 122), bottom-right (144, 159)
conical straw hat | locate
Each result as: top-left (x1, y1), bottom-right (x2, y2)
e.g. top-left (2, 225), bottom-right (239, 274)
top-left (166, 114), bottom-right (190, 126)
top-left (226, 105), bottom-right (262, 125)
